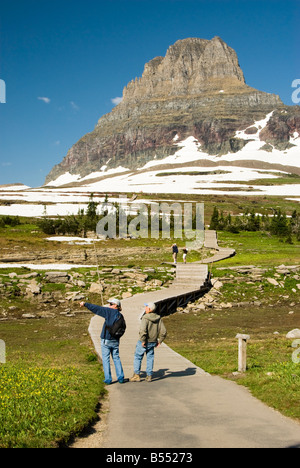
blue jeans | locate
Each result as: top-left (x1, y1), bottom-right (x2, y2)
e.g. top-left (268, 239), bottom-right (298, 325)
top-left (101, 339), bottom-right (124, 383)
top-left (134, 340), bottom-right (157, 376)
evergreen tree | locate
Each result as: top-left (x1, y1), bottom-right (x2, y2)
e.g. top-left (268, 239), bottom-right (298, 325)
top-left (247, 210), bottom-right (261, 231)
top-left (270, 210), bottom-right (290, 238)
top-left (210, 207), bottom-right (219, 230)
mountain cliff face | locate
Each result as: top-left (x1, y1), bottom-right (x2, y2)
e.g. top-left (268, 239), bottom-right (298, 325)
top-left (123, 37), bottom-right (246, 100)
top-left (45, 36), bottom-right (298, 185)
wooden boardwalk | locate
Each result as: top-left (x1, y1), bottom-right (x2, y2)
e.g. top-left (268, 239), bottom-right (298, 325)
top-left (71, 231), bottom-right (300, 448)
top-left (88, 230), bottom-right (234, 374)
top-left (199, 229), bottom-right (236, 264)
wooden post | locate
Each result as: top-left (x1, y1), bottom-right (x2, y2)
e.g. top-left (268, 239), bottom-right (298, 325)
top-left (209, 261), bottom-right (213, 282)
top-left (235, 334), bottom-right (250, 372)
top-left (0, 340), bottom-right (5, 364)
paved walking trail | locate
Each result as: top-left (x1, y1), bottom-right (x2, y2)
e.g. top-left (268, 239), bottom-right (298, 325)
top-left (71, 231), bottom-right (300, 448)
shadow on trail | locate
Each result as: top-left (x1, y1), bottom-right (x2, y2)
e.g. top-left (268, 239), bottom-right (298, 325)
top-left (148, 367), bottom-right (197, 381)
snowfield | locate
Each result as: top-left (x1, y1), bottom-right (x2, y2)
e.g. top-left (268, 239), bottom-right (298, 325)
top-left (0, 112), bottom-right (299, 216)
top-left (0, 203), bottom-right (90, 217)
top-left (46, 236), bottom-right (104, 244)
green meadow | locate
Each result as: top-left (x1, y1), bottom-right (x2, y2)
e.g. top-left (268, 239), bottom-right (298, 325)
top-left (0, 194), bottom-right (299, 446)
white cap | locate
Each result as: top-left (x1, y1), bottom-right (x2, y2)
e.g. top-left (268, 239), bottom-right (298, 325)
top-left (108, 298), bottom-right (121, 308)
top-left (144, 302), bottom-right (156, 312)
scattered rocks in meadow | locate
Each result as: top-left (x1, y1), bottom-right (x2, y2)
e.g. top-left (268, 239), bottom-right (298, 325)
top-left (267, 278), bottom-right (279, 286)
top-left (89, 282), bottom-right (105, 294)
top-left (122, 292), bottom-right (133, 299)
top-left (0, 265), bottom-right (175, 320)
top-left (22, 313), bottom-right (38, 319)
top-left (25, 280), bottom-right (41, 296)
top-left (177, 263), bottom-right (300, 314)
top-left (45, 271), bottom-right (70, 283)
top-left (1, 262), bottom-right (298, 320)
top-left (286, 329), bottom-right (300, 339)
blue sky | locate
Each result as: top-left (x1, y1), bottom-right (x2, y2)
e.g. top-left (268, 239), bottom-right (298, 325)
top-left (0, 0), bottom-right (299, 187)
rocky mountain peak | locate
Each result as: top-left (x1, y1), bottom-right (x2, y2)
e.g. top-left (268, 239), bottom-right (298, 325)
top-left (45, 37), bottom-right (299, 186)
top-left (122, 36), bottom-right (245, 102)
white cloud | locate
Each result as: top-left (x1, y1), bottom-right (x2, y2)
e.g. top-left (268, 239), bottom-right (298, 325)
top-left (70, 101), bottom-right (79, 111)
top-left (1, 162), bottom-right (12, 167)
top-left (38, 97), bottom-right (51, 104)
top-left (111, 96), bottom-right (123, 105)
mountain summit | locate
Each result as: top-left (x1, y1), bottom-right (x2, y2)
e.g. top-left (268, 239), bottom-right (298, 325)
top-left (45, 37), bottom-right (299, 185)
top-left (123, 36), bottom-right (246, 100)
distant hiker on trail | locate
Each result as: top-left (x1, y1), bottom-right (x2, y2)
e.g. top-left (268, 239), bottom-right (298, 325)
top-left (172, 243), bottom-right (178, 264)
top-left (130, 302), bottom-right (167, 382)
top-left (183, 247), bottom-right (188, 264)
top-left (80, 298), bottom-right (126, 385)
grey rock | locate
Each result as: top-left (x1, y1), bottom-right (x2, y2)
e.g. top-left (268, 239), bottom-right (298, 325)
top-left (45, 271), bottom-right (70, 283)
top-left (286, 329), bottom-right (300, 339)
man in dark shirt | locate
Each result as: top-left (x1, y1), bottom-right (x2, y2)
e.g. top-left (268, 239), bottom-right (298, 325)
top-left (172, 243), bottom-right (178, 264)
top-left (80, 298), bottom-right (125, 384)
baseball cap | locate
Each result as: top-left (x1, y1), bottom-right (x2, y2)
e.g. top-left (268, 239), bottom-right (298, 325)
top-left (108, 298), bottom-right (121, 308)
top-left (144, 302), bottom-right (156, 312)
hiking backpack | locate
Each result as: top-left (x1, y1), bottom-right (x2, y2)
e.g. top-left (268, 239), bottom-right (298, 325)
top-left (106, 314), bottom-right (126, 339)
